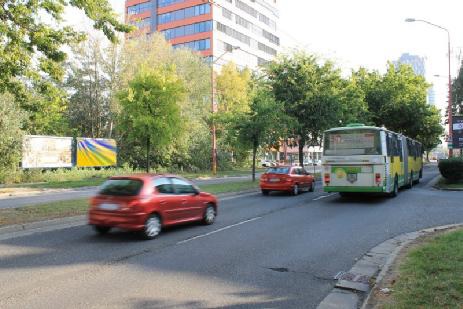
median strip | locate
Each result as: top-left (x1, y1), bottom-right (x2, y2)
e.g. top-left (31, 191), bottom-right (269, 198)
top-left (0, 180), bottom-right (260, 228)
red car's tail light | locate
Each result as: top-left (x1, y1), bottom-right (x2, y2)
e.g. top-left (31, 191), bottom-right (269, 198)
top-left (324, 173), bottom-right (330, 185)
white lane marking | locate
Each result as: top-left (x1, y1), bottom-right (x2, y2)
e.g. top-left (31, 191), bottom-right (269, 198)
top-left (312, 193), bottom-right (335, 201)
top-left (177, 216), bottom-right (263, 245)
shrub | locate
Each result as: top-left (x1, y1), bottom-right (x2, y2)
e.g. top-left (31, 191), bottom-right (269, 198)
top-left (438, 158), bottom-right (463, 183)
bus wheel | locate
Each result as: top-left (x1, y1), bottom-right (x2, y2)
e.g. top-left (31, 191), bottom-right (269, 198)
top-left (389, 177), bottom-right (398, 198)
top-left (406, 173), bottom-right (413, 189)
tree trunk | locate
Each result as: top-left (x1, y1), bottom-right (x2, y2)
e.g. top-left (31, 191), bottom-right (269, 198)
top-left (252, 140), bottom-right (258, 182)
top-left (298, 136), bottom-right (305, 167)
top-left (146, 136), bottom-right (150, 173)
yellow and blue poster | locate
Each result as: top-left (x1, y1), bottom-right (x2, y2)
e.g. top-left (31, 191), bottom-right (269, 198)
top-left (76, 138), bottom-right (117, 167)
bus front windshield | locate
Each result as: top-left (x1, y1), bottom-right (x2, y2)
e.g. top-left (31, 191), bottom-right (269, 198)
top-left (324, 129), bottom-right (382, 156)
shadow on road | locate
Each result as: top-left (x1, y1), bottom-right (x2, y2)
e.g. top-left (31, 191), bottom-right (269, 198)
top-left (323, 193), bottom-right (391, 206)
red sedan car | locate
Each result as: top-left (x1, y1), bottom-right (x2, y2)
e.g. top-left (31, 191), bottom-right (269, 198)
top-left (88, 175), bottom-right (218, 239)
top-left (260, 166), bottom-right (315, 196)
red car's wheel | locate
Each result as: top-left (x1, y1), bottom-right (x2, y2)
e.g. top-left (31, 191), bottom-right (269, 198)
top-left (292, 184), bottom-right (299, 196)
top-left (142, 214), bottom-right (161, 240)
top-left (203, 205), bottom-right (216, 225)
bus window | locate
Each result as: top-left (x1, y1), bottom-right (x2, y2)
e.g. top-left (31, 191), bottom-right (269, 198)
top-left (386, 134), bottom-right (393, 157)
top-left (398, 136), bottom-right (403, 162)
top-left (323, 129), bottom-right (382, 156)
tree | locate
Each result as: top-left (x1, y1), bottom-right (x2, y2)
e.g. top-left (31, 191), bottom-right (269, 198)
top-left (0, 0), bottom-right (132, 102)
top-left (355, 63), bottom-right (431, 139)
top-left (117, 34), bottom-right (211, 171)
top-left (216, 62), bottom-right (251, 114)
top-left (266, 52), bottom-right (345, 166)
top-left (118, 66), bottom-right (185, 173)
top-left (65, 37), bottom-right (121, 138)
top-left (0, 93), bottom-right (27, 183)
top-left (452, 59), bottom-right (463, 115)
top-left (354, 63), bottom-right (443, 153)
top-left (233, 77), bottom-right (285, 181)
top-left (417, 106), bottom-right (444, 160)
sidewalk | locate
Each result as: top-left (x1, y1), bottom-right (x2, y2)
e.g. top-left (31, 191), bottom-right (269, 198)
top-left (317, 223), bottom-right (463, 309)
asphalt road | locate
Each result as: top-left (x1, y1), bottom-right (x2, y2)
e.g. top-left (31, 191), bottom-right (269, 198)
top-left (1, 165), bottom-right (462, 308)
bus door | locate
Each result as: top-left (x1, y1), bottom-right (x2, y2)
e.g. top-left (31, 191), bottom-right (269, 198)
top-left (402, 136), bottom-right (410, 185)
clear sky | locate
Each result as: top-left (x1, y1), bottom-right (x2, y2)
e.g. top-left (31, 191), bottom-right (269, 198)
top-left (78, 0), bottom-right (463, 111)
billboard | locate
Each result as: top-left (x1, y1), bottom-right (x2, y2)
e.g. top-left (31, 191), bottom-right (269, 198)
top-left (76, 138), bottom-right (117, 168)
top-left (452, 116), bottom-right (463, 149)
top-left (22, 135), bottom-right (73, 168)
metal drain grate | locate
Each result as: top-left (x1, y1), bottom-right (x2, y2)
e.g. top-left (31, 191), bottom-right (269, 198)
top-left (335, 271), bottom-right (370, 284)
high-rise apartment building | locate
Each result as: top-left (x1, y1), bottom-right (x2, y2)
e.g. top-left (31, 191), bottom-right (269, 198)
top-left (396, 52), bottom-right (436, 105)
top-left (396, 53), bottom-right (426, 76)
top-left (125, 0), bottom-right (280, 70)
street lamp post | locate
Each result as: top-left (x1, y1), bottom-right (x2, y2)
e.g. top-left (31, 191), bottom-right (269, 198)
top-left (211, 46), bottom-right (240, 175)
top-left (406, 18), bottom-right (453, 157)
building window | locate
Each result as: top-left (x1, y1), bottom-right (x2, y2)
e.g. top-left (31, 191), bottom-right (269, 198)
top-left (130, 17), bottom-right (151, 29)
top-left (162, 20), bottom-right (213, 40)
top-left (235, 15), bottom-right (251, 30)
top-left (127, 2), bottom-right (152, 15)
top-left (258, 42), bottom-right (277, 56)
top-left (158, 0), bottom-right (185, 8)
top-left (259, 13), bottom-right (270, 25)
top-left (263, 29), bottom-right (279, 45)
top-left (173, 38), bottom-right (211, 51)
top-left (217, 22), bottom-right (251, 46)
top-left (159, 4), bottom-right (210, 24)
top-left (236, 0), bottom-right (257, 18)
top-left (222, 7), bottom-right (232, 20)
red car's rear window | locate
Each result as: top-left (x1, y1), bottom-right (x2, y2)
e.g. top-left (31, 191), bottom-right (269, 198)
top-left (99, 179), bottom-right (144, 196)
top-left (266, 167), bottom-right (290, 174)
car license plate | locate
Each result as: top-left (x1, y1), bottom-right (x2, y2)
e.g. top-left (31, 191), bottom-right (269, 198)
top-left (99, 203), bottom-right (119, 211)
top-left (269, 178), bottom-right (280, 182)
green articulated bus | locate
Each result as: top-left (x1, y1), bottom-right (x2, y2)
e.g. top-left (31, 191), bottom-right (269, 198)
top-left (322, 124), bottom-right (423, 197)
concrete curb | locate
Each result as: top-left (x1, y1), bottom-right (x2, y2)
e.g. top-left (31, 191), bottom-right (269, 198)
top-left (317, 223), bottom-right (463, 309)
top-left (0, 189), bottom-right (260, 239)
top-left (430, 175), bottom-right (463, 191)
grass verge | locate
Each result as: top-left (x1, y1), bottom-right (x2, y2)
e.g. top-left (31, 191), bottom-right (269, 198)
top-left (385, 229), bottom-right (463, 308)
top-left (0, 199), bottom-right (89, 227)
top-left (435, 177), bottom-right (463, 190)
top-left (198, 180), bottom-right (259, 194)
top-left (0, 180), bottom-right (259, 227)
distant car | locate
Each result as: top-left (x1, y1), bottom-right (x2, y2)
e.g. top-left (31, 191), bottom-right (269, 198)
top-left (261, 160), bottom-right (276, 167)
top-left (260, 166), bottom-right (315, 196)
top-left (304, 159), bottom-right (313, 166)
top-left (88, 175), bottom-right (218, 239)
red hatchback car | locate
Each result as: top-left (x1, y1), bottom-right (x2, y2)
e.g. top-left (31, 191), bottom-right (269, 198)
top-left (260, 166), bottom-right (315, 196)
top-left (88, 175), bottom-right (218, 239)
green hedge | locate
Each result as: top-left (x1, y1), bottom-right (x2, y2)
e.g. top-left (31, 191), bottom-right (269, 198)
top-left (438, 158), bottom-right (463, 183)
